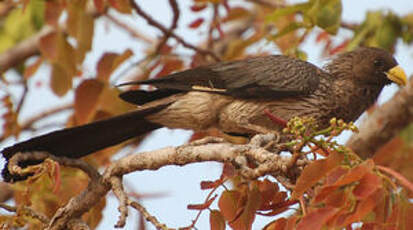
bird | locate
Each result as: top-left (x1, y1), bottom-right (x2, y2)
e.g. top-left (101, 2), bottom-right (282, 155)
top-left (1, 47), bottom-right (407, 182)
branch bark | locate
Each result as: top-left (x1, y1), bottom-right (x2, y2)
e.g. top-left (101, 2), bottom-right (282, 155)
top-left (347, 76), bottom-right (413, 159)
top-left (7, 135), bottom-right (298, 229)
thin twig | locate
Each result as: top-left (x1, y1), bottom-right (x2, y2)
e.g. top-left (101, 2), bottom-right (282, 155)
top-left (15, 81), bottom-right (28, 115)
top-left (155, 0), bottom-right (180, 53)
top-left (0, 203), bottom-right (50, 224)
top-left (376, 165), bottom-right (413, 194)
top-left (129, 201), bottom-right (170, 230)
top-left (129, 0), bottom-right (221, 62)
top-left (20, 103), bottom-right (73, 130)
top-left (105, 13), bottom-right (153, 44)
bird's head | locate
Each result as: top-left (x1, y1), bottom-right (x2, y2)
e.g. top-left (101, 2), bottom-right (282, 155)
top-left (327, 47), bottom-right (407, 87)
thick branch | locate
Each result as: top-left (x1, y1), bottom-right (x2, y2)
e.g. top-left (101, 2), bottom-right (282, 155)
top-left (8, 135), bottom-right (294, 229)
top-left (347, 76), bottom-right (413, 159)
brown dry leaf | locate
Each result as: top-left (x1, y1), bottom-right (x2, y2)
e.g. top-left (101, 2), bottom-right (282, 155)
top-left (50, 63), bottom-right (72, 96)
top-left (292, 151), bottom-right (343, 199)
top-left (108, 0), bottom-right (131, 14)
top-left (74, 79), bottom-right (104, 125)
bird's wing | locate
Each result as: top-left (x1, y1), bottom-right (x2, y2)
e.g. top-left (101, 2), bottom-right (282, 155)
top-left (120, 55), bottom-right (321, 99)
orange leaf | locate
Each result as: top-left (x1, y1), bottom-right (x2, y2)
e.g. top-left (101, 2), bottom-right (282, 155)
top-left (230, 185), bottom-right (262, 230)
top-left (219, 191), bottom-right (242, 221)
top-left (74, 79), bottom-right (104, 124)
top-left (97, 49), bottom-right (133, 81)
top-left (24, 57), bottom-right (43, 79)
top-left (296, 207), bottom-right (338, 230)
top-left (353, 172), bottom-right (382, 199)
top-left (210, 210), bottom-right (226, 230)
top-left (154, 58), bottom-right (184, 79)
top-left (39, 32), bottom-right (59, 61)
top-left (339, 189), bottom-right (384, 226)
top-left (292, 151), bottom-right (343, 199)
top-left (333, 160), bottom-right (375, 187)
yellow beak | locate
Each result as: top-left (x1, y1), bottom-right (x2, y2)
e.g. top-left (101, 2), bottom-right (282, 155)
top-left (386, 65), bottom-right (407, 86)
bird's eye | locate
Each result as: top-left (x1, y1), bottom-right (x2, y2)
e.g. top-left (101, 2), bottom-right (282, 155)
top-left (374, 59), bottom-right (383, 67)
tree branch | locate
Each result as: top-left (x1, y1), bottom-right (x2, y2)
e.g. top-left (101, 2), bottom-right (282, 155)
top-left (347, 76), bottom-right (413, 159)
top-left (6, 134), bottom-right (298, 229)
top-left (129, 0), bottom-right (221, 62)
top-left (0, 26), bottom-right (54, 73)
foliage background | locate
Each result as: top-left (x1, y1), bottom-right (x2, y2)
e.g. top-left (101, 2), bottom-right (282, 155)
top-left (0, 0), bottom-right (412, 229)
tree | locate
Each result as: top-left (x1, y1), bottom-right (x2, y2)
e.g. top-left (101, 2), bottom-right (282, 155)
top-left (0, 0), bottom-right (412, 229)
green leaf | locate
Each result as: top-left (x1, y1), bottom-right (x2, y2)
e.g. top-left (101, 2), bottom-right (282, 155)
top-left (307, 0), bottom-right (342, 34)
top-left (266, 2), bottom-right (311, 22)
top-left (375, 13), bottom-right (402, 49)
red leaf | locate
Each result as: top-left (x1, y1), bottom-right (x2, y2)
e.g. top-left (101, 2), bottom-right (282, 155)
top-left (190, 4), bottom-right (207, 12)
top-left (189, 18), bottom-right (204, 29)
top-left (329, 40), bottom-right (350, 55)
top-left (201, 180), bottom-right (223, 190)
top-left (292, 151), bottom-right (343, 199)
top-left (94, 0), bottom-right (105, 13)
top-left (353, 172), bottom-right (382, 199)
top-left (296, 207), bottom-right (338, 230)
top-left (187, 195), bottom-right (217, 210)
top-left (52, 161), bottom-right (61, 194)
